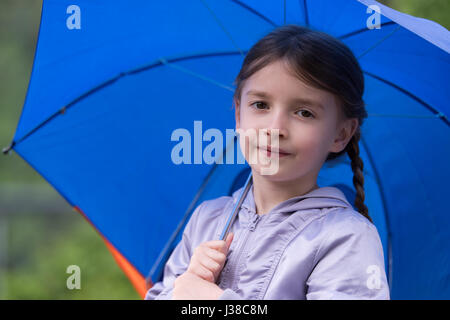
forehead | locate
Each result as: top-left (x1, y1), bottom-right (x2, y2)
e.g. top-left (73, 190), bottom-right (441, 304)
top-left (241, 59), bottom-right (338, 111)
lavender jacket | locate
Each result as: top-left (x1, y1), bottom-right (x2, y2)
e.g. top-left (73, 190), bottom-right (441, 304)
top-left (145, 185), bottom-right (390, 300)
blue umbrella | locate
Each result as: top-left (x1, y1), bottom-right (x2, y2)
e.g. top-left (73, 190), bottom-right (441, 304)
top-left (3, 0), bottom-right (449, 299)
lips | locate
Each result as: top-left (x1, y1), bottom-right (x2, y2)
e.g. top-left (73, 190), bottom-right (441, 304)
top-left (257, 145), bottom-right (292, 156)
top-left (267, 145), bottom-right (291, 155)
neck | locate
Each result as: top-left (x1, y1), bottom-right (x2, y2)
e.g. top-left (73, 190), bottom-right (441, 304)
top-left (251, 170), bottom-right (319, 215)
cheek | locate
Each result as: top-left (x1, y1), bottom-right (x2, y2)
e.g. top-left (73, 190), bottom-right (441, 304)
top-left (237, 110), bottom-right (264, 145)
top-left (238, 107), bottom-right (257, 129)
top-left (292, 126), bottom-right (331, 157)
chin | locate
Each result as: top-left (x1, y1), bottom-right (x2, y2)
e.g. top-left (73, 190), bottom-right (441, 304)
top-left (252, 163), bottom-right (290, 180)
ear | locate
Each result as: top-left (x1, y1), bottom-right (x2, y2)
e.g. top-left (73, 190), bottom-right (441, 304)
top-left (234, 97), bottom-right (241, 130)
top-left (330, 118), bottom-right (358, 153)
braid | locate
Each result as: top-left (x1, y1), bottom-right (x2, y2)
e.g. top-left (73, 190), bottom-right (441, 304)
top-left (346, 128), bottom-right (373, 223)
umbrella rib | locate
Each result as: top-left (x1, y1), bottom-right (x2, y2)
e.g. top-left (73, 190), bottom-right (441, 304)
top-left (4, 51), bottom-right (244, 153)
top-left (158, 57), bottom-right (235, 92)
top-left (363, 71), bottom-right (449, 127)
top-left (230, 0), bottom-right (278, 27)
top-left (338, 21), bottom-right (396, 40)
top-left (199, 0), bottom-right (245, 57)
top-left (302, 0), bottom-right (309, 27)
top-left (357, 24), bottom-right (401, 60)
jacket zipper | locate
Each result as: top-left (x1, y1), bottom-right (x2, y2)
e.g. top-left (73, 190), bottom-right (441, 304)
top-left (228, 214), bottom-right (262, 291)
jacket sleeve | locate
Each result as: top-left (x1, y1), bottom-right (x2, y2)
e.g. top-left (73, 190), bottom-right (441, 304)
top-left (144, 201), bottom-right (205, 300)
top-left (218, 288), bottom-right (244, 300)
top-left (306, 213), bottom-right (390, 300)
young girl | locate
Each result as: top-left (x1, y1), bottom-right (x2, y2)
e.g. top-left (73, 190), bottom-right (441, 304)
top-left (145, 25), bottom-right (389, 300)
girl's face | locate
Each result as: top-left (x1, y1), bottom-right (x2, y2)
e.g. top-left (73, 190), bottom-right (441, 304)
top-left (235, 59), bottom-right (358, 181)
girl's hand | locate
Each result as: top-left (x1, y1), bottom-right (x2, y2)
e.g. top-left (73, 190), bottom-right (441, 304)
top-left (186, 233), bottom-right (234, 283)
top-left (172, 272), bottom-right (224, 300)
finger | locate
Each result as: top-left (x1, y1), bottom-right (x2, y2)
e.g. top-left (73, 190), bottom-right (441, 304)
top-left (197, 249), bottom-right (222, 271)
top-left (225, 232), bottom-right (234, 251)
top-left (210, 233), bottom-right (234, 255)
top-left (196, 264), bottom-right (216, 282)
top-left (188, 249), bottom-right (221, 277)
top-left (202, 246), bottom-right (227, 263)
top-left (187, 261), bottom-right (212, 282)
top-left (201, 240), bottom-right (228, 252)
top-left (194, 245), bottom-right (224, 263)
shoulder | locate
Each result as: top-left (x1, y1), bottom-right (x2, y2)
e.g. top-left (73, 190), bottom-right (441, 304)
top-left (322, 206), bottom-right (379, 238)
top-left (314, 207), bottom-right (385, 261)
top-left (307, 207), bottom-right (390, 299)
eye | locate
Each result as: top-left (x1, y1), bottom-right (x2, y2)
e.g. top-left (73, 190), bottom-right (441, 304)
top-left (250, 101), bottom-right (268, 110)
top-left (296, 109), bottom-right (314, 118)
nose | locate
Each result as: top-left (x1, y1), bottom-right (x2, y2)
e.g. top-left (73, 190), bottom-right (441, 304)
top-left (263, 109), bottom-right (289, 141)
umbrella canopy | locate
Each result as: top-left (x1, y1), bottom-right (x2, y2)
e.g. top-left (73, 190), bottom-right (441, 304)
top-left (3, 0), bottom-right (449, 299)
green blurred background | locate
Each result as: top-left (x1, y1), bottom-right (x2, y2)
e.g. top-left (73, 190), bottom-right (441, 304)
top-left (0, 0), bottom-right (448, 299)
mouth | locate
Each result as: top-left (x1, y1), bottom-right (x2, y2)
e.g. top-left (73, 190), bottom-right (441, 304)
top-left (257, 146), bottom-right (292, 158)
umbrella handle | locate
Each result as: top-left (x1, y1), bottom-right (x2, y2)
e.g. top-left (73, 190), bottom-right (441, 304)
top-left (218, 171), bottom-right (253, 241)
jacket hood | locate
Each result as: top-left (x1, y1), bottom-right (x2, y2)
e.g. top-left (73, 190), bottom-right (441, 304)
top-left (231, 184), bottom-right (353, 215)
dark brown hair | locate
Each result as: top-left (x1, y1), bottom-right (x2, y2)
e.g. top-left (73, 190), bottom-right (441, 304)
top-left (233, 24), bottom-right (372, 223)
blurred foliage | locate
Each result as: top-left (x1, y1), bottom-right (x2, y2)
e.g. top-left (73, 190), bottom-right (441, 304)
top-left (0, 0), bottom-right (44, 182)
top-left (379, 0), bottom-right (449, 29)
top-left (0, 0), bottom-right (140, 299)
top-left (4, 212), bottom-right (140, 299)
top-left (0, 0), bottom-right (448, 300)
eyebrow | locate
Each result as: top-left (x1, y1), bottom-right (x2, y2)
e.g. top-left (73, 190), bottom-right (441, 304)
top-left (245, 90), bottom-right (324, 110)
